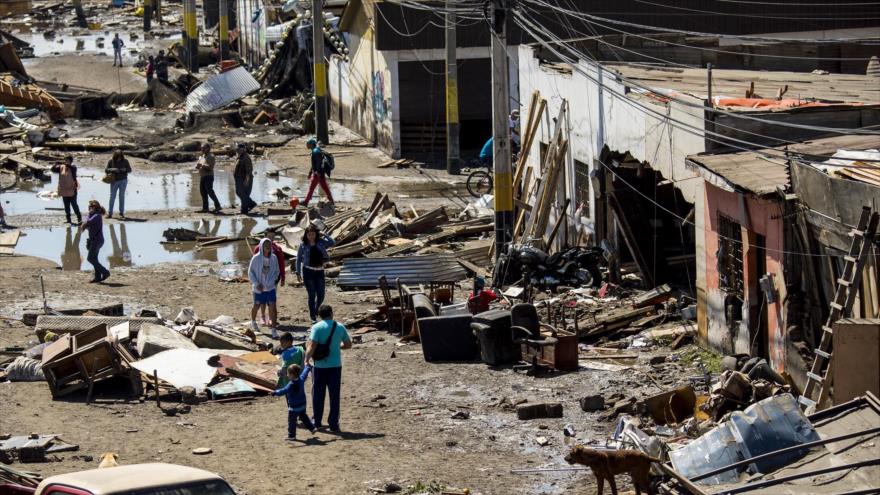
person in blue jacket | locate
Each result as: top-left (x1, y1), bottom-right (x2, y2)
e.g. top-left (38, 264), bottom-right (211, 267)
top-left (479, 137), bottom-right (493, 167)
top-left (272, 363), bottom-right (316, 441)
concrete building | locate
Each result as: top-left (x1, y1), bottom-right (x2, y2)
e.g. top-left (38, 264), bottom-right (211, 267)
top-left (515, 43), bottom-right (880, 384)
top-left (331, 0), bottom-right (521, 161)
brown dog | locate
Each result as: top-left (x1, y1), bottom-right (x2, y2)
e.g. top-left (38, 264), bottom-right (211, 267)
top-left (98, 452), bottom-right (119, 468)
top-left (565, 445), bottom-right (658, 495)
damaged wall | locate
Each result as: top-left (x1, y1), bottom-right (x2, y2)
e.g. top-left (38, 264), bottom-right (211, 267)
top-left (702, 183), bottom-right (787, 371)
top-left (517, 45), bottom-right (707, 304)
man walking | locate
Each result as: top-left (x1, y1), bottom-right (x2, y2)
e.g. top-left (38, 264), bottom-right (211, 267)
top-left (303, 138), bottom-right (334, 207)
top-left (305, 304), bottom-right (351, 432)
top-left (106, 150), bottom-right (132, 219)
top-left (111, 33), bottom-right (125, 67)
top-left (233, 143), bottom-right (257, 215)
top-left (195, 143), bottom-right (222, 213)
top-left (156, 50), bottom-right (169, 83)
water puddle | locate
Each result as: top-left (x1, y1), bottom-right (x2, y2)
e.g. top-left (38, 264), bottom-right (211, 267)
top-left (15, 217), bottom-right (271, 270)
top-left (4, 159), bottom-right (357, 216)
top-left (13, 28), bottom-right (179, 59)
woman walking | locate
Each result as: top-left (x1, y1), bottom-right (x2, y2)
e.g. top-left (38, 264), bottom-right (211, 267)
top-left (295, 225), bottom-right (335, 323)
top-left (51, 155), bottom-right (81, 225)
top-left (106, 150), bottom-right (132, 219)
top-left (81, 200), bottom-right (110, 283)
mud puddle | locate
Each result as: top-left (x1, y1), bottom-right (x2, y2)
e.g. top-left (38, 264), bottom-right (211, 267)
top-left (15, 217), bottom-right (270, 270)
top-left (4, 160), bottom-right (357, 216)
top-left (12, 27), bottom-right (179, 59)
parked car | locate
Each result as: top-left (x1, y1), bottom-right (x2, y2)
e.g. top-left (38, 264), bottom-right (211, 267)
top-left (32, 463), bottom-right (235, 495)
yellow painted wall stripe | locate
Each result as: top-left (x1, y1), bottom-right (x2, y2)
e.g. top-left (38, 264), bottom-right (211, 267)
top-left (494, 171), bottom-right (513, 211)
top-left (314, 62), bottom-right (327, 97)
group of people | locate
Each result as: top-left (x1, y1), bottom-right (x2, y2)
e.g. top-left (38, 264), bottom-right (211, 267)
top-left (272, 304), bottom-right (352, 440)
top-left (144, 50), bottom-right (170, 84)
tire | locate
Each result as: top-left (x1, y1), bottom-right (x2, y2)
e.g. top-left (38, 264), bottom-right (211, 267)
top-left (466, 170), bottom-right (493, 198)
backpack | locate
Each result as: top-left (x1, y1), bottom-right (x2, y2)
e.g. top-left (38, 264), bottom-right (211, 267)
top-left (320, 151), bottom-right (335, 176)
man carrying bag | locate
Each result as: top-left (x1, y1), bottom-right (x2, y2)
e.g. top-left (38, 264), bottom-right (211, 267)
top-left (304, 304), bottom-right (351, 432)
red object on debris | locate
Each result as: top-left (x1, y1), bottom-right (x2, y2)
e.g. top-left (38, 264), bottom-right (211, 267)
top-left (218, 60), bottom-right (240, 72)
top-left (468, 289), bottom-right (498, 314)
top-left (289, 198), bottom-right (300, 209)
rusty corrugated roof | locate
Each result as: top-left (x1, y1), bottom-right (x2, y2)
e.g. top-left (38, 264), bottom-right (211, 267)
top-left (686, 134), bottom-right (880, 196)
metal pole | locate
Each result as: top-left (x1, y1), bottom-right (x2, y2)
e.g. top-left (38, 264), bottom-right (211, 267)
top-left (491, 0), bottom-right (512, 259)
top-left (691, 426), bottom-right (880, 482)
top-left (218, 0), bottom-right (229, 61)
top-left (719, 458), bottom-right (880, 495)
top-left (183, 0), bottom-right (199, 72)
top-left (312, 0), bottom-right (329, 144)
top-left (143, 0), bottom-right (152, 31)
top-left (444, 0), bottom-right (460, 175)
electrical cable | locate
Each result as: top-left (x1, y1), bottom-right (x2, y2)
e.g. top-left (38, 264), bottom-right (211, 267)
top-left (518, 5), bottom-right (880, 137)
top-left (517, 8), bottom-right (874, 155)
top-left (516, 0), bottom-right (880, 43)
top-left (513, 11), bottom-right (880, 170)
top-left (514, 13), bottom-right (868, 257)
top-left (530, 2), bottom-right (879, 62)
top-left (632, 0), bottom-right (880, 21)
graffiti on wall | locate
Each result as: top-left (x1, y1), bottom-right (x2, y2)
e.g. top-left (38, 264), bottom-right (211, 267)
top-left (372, 71), bottom-right (388, 122)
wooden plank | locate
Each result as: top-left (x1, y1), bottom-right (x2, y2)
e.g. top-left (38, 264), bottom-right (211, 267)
top-left (0, 229), bottom-right (21, 247)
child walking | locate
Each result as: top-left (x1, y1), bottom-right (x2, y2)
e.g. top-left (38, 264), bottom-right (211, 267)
top-left (275, 332), bottom-right (304, 387)
top-left (272, 363), bottom-right (316, 442)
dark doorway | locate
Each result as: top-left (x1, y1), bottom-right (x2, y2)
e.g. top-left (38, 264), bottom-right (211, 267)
top-left (398, 58), bottom-right (492, 167)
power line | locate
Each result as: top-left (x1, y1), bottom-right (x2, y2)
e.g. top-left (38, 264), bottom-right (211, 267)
top-left (534, 3), bottom-right (879, 62)
top-left (518, 1), bottom-right (880, 44)
top-left (632, 0), bottom-right (880, 21)
top-left (516, 4), bottom-right (880, 137)
top-left (710, 0), bottom-right (878, 5)
top-left (513, 11), bottom-right (880, 171)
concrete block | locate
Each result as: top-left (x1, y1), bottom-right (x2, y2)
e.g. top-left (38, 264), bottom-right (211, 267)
top-left (136, 323), bottom-right (197, 358)
top-left (516, 402), bottom-right (563, 420)
top-left (191, 326), bottom-right (252, 351)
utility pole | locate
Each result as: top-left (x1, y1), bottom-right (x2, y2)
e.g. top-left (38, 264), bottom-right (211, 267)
top-left (182, 0), bottom-right (198, 72)
top-left (218, 0), bottom-right (229, 61)
top-left (444, 0), bottom-right (460, 175)
top-left (143, 0), bottom-right (152, 31)
top-left (312, 0), bottom-right (329, 144)
top-left (490, 0), bottom-right (512, 259)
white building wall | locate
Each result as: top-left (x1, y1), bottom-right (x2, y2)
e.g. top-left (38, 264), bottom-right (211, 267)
top-left (517, 44), bottom-right (709, 320)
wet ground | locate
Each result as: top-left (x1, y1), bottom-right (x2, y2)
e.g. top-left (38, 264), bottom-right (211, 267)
top-left (4, 159), bottom-right (358, 218)
top-left (15, 217), bottom-right (269, 270)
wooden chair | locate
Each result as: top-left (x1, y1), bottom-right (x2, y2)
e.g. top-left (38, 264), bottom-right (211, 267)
top-left (397, 278), bottom-right (417, 336)
top-left (378, 275), bottom-right (404, 330)
top-left (429, 281), bottom-right (456, 306)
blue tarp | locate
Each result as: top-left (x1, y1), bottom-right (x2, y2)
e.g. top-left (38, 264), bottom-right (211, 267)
top-left (669, 394), bottom-right (820, 485)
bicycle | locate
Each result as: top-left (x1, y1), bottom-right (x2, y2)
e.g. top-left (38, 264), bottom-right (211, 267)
top-left (465, 158), bottom-right (493, 198)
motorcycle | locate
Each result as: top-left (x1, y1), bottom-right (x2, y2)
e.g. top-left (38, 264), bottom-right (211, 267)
top-left (494, 243), bottom-right (608, 292)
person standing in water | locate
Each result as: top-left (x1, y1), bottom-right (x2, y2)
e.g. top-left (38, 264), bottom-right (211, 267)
top-left (51, 155), bottom-right (82, 226)
top-left (81, 200), bottom-right (110, 283)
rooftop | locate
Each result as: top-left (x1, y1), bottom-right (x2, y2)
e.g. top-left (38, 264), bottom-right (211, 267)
top-left (609, 63), bottom-right (880, 109)
top-left (685, 134), bottom-right (879, 196)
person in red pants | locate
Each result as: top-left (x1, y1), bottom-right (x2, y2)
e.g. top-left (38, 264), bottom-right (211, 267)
top-left (303, 137), bottom-right (335, 206)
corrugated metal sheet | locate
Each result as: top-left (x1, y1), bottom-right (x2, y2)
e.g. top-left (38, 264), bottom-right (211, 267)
top-left (185, 67), bottom-right (261, 113)
top-left (686, 134), bottom-right (880, 196)
top-left (337, 255), bottom-right (468, 289)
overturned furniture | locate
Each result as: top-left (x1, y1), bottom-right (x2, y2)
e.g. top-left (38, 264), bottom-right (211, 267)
top-left (40, 324), bottom-right (135, 399)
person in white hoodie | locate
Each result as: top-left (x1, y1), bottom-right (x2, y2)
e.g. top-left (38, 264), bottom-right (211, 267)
top-left (249, 238), bottom-right (280, 338)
